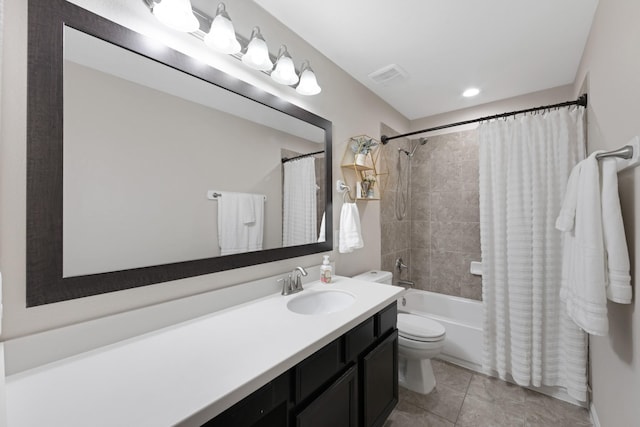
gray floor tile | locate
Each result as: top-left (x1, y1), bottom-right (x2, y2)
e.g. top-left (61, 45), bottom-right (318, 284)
top-left (431, 359), bottom-right (473, 393)
top-left (383, 400), bottom-right (454, 427)
top-left (466, 373), bottom-right (527, 403)
top-left (399, 384), bottom-right (465, 423)
top-left (456, 393), bottom-right (526, 427)
top-left (523, 390), bottom-right (592, 427)
top-left (389, 363), bottom-right (592, 427)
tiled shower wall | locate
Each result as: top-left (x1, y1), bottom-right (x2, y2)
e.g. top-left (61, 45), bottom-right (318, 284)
top-left (380, 124), bottom-right (411, 284)
top-left (380, 127), bottom-right (482, 300)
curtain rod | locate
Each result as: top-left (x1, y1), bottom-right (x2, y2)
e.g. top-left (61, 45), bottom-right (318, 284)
top-left (381, 94), bottom-right (588, 144)
top-left (281, 150), bottom-right (325, 163)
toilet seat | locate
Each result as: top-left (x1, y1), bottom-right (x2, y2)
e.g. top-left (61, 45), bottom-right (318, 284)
top-left (398, 313), bottom-right (445, 342)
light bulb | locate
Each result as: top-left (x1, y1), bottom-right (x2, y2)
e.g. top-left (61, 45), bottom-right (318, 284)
top-left (296, 61), bottom-right (321, 95)
top-left (242, 27), bottom-right (273, 71)
top-left (152, 0), bottom-right (199, 33)
top-left (271, 46), bottom-right (299, 85)
top-left (204, 3), bottom-right (241, 54)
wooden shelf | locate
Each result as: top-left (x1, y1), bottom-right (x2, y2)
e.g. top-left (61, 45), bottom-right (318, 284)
top-left (340, 163), bottom-right (375, 172)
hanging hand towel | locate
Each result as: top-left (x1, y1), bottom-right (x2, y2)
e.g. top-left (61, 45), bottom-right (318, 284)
top-left (555, 162), bottom-right (582, 232)
top-left (218, 192), bottom-right (264, 256)
top-left (600, 159), bottom-right (632, 303)
top-left (557, 152), bottom-right (609, 335)
top-left (339, 203), bottom-right (363, 253)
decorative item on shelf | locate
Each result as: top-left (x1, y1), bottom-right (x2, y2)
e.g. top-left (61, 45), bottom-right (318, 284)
top-left (362, 173), bottom-right (376, 198)
top-left (350, 136), bottom-right (378, 166)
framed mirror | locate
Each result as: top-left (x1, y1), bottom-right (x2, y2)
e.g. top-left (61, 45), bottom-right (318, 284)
top-left (27, 0), bottom-right (333, 306)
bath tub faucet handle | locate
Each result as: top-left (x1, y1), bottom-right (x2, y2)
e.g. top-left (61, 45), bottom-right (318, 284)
top-left (396, 257), bottom-right (408, 271)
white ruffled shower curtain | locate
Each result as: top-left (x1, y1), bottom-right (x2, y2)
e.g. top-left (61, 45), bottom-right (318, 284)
top-left (479, 107), bottom-right (589, 401)
top-left (283, 157), bottom-right (317, 246)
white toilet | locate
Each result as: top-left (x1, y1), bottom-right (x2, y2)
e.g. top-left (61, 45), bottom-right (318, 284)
top-left (353, 270), bottom-right (446, 394)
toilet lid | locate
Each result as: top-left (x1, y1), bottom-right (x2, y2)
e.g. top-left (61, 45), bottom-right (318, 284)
top-left (397, 313), bottom-right (446, 342)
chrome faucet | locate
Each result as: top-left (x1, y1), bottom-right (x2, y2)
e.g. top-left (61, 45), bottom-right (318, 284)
top-left (291, 266), bottom-right (308, 292)
top-left (279, 266), bottom-right (308, 295)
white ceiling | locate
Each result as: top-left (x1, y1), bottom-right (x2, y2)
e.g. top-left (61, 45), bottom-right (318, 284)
top-left (253, 0), bottom-right (599, 120)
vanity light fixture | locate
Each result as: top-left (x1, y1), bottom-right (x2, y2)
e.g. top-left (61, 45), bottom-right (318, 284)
top-left (242, 27), bottom-right (274, 71)
top-left (271, 45), bottom-right (299, 85)
top-left (151, 0), bottom-right (199, 33)
top-left (143, 1), bottom-right (321, 95)
top-left (204, 3), bottom-right (241, 54)
top-left (463, 87), bottom-right (480, 97)
top-left (296, 61), bottom-right (322, 96)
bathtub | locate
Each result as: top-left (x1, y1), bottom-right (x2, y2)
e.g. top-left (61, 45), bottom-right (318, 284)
top-left (398, 289), bottom-right (483, 370)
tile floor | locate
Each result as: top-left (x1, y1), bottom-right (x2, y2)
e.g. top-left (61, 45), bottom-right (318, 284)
top-left (384, 359), bottom-right (592, 427)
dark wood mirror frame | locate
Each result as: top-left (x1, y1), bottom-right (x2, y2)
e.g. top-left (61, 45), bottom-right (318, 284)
top-left (27, 0), bottom-right (333, 306)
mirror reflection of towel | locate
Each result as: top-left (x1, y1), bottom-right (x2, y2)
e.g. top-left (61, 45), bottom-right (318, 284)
top-left (339, 203), bottom-right (363, 253)
top-left (317, 212), bottom-right (326, 243)
top-left (218, 192), bottom-right (264, 256)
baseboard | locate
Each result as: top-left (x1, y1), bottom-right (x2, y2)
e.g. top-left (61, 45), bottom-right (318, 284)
top-left (590, 403), bottom-right (601, 427)
top-left (436, 354), bottom-right (482, 373)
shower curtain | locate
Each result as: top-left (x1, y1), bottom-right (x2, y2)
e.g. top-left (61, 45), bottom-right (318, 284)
top-left (479, 107), bottom-right (588, 401)
top-left (283, 157), bottom-right (317, 246)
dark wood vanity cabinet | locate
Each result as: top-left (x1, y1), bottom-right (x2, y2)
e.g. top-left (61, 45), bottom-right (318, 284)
top-left (203, 303), bottom-right (398, 427)
top-left (361, 330), bottom-right (398, 427)
top-left (295, 365), bottom-right (359, 427)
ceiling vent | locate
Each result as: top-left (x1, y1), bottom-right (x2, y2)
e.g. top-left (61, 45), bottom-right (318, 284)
top-left (368, 64), bottom-right (408, 85)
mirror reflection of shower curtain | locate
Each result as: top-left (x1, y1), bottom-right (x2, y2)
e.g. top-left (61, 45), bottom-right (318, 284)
top-left (283, 157), bottom-right (317, 246)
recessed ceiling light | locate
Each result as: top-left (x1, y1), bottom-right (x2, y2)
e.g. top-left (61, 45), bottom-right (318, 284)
top-left (463, 88), bottom-right (480, 97)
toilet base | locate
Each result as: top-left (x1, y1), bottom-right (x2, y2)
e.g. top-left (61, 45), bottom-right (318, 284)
top-left (398, 355), bottom-right (436, 395)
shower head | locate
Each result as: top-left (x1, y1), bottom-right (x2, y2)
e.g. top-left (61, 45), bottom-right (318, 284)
top-left (398, 137), bottom-right (428, 157)
top-left (408, 137), bottom-right (428, 157)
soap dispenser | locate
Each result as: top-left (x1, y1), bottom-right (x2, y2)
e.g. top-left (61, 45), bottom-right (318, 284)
top-left (320, 255), bottom-right (332, 284)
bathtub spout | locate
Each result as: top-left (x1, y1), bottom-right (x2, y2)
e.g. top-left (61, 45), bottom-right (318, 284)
top-left (397, 279), bottom-right (414, 289)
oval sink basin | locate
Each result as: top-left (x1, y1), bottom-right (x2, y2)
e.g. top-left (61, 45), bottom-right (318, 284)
top-left (287, 290), bottom-right (356, 315)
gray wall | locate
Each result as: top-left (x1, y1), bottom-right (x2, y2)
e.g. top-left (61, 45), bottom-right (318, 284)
top-left (574, 0), bottom-right (640, 424)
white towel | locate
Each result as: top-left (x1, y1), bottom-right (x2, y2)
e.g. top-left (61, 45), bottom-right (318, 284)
top-left (339, 203), bottom-right (363, 253)
top-left (555, 163), bottom-right (581, 232)
top-left (600, 159), bottom-right (632, 303)
top-left (558, 152), bottom-right (609, 335)
top-left (317, 212), bottom-right (326, 243)
top-left (218, 192), bottom-right (264, 256)
top-left (557, 151), bottom-right (633, 335)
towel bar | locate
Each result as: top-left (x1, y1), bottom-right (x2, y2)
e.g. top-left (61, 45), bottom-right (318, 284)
top-left (207, 190), bottom-right (267, 201)
top-left (595, 136), bottom-right (640, 171)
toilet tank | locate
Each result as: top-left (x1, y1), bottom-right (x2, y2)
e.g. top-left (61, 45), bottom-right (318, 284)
top-left (352, 270), bottom-right (393, 285)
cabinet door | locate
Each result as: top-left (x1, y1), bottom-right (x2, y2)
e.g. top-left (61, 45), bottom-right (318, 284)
top-left (361, 330), bottom-right (398, 427)
top-left (296, 365), bottom-right (358, 427)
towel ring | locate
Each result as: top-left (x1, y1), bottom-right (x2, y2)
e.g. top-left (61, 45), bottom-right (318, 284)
top-left (336, 180), bottom-right (354, 202)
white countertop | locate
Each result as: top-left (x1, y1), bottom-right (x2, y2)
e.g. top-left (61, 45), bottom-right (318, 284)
top-left (5, 277), bottom-right (403, 427)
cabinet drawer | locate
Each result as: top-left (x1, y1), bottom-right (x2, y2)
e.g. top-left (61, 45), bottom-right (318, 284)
top-left (295, 338), bottom-right (342, 403)
top-left (344, 317), bottom-right (375, 361)
top-left (203, 372), bottom-right (289, 427)
top-left (376, 303), bottom-right (397, 337)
